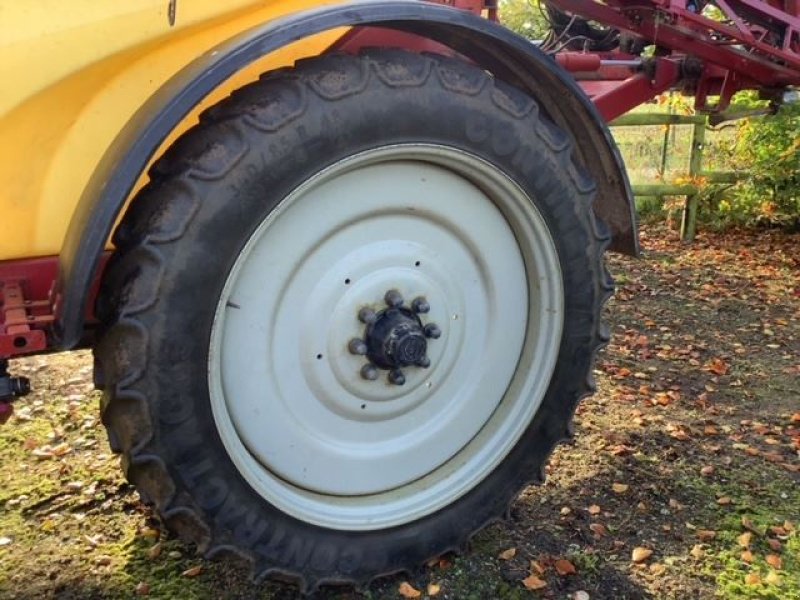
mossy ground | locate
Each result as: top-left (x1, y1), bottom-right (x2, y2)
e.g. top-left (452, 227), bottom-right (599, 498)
top-left (0, 224), bottom-right (797, 599)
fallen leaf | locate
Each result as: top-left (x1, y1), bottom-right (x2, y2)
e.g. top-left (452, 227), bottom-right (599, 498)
top-left (588, 505), bottom-right (601, 515)
top-left (0, 537), bottom-right (11, 546)
top-left (182, 566), bottom-right (203, 578)
top-left (522, 575), bottom-right (547, 590)
top-left (791, 413), bottom-right (800, 424)
top-left (40, 519), bottom-right (56, 532)
top-left (50, 442), bottom-right (72, 457)
top-left (140, 528), bottom-right (160, 539)
top-left (31, 448), bottom-right (55, 459)
top-left (717, 496), bottom-right (732, 505)
top-left (738, 532), bottom-right (753, 548)
top-left (147, 542), bottom-right (162, 560)
top-left (560, 506), bottom-right (572, 516)
top-left (767, 538), bottom-right (782, 551)
top-left (530, 560), bottom-right (546, 574)
top-left (705, 358), bottom-right (729, 376)
top-left (690, 545), bottom-right (704, 559)
top-left (741, 550), bottom-right (754, 563)
top-left (589, 523), bottom-right (607, 538)
top-left (700, 465), bottom-right (715, 476)
top-left (697, 530), bottom-right (716, 542)
top-left (649, 563), bottom-right (666, 576)
top-left (669, 428), bottom-right (690, 441)
top-left (784, 521), bottom-right (795, 532)
top-left (741, 517), bottom-right (758, 533)
top-left (498, 547), bottom-right (516, 560)
top-left (770, 525), bottom-right (787, 536)
top-left (744, 573), bottom-right (761, 585)
top-left (427, 583), bottom-right (441, 596)
top-left (135, 582), bottom-right (150, 596)
top-left (765, 554), bottom-right (782, 569)
top-left (398, 582), bottom-right (421, 599)
top-left (765, 571), bottom-right (781, 585)
top-left (632, 547), bottom-right (653, 563)
top-left (554, 559), bottom-right (576, 576)
top-left (573, 592), bottom-right (590, 600)
top-left (612, 483), bottom-right (629, 494)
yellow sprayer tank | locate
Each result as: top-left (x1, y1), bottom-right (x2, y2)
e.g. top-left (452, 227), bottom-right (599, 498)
top-left (0, 0), bottom-right (346, 260)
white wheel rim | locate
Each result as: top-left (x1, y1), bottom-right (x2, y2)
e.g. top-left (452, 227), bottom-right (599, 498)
top-left (209, 144), bottom-right (563, 530)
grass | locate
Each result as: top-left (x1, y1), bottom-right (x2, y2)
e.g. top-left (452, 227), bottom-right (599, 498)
top-left (0, 224), bottom-right (798, 599)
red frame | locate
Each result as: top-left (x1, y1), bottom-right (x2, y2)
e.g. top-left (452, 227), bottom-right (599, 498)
top-left (0, 255), bottom-right (107, 360)
top-left (554, 0), bottom-right (800, 115)
top-left (0, 257), bottom-right (58, 358)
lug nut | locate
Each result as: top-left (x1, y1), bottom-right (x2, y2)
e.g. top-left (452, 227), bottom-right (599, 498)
top-left (417, 356), bottom-right (431, 368)
top-left (348, 338), bottom-right (368, 356)
top-left (384, 289), bottom-right (404, 308)
top-left (358, 308), bottom-right (377, 324)
top-left (360, 364), bottom-right (379, 381)
top-left (424, 323), bottom-right (441, 339)
top-left (411, 297), bottom-right (430, 314)
top-left (388, 369), bottom-right (406, 386)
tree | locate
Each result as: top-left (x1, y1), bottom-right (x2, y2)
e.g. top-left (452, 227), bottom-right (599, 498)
top-left (729, 99), bottom-right (800, 225)
top-left (498, 0), bottom-right (550, 41)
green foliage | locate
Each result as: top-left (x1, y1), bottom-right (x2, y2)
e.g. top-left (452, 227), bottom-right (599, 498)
top-left (615, 94), bottom-right (800, 229)
top-left (498, 0), bottom-right (550, 41)
top-left (722, 97), bottom-right (800, 226)
top-left (710, 514), bottom-right (800, 600)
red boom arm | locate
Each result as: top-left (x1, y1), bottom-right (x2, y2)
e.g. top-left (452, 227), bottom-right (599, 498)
top-left (543, 0), bottom-right (800, 118)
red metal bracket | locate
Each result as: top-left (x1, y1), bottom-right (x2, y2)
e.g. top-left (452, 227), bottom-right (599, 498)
top-left (0, 281), bottom-right (52, 358)
top-left (0, 257), bottom-right (58, 359)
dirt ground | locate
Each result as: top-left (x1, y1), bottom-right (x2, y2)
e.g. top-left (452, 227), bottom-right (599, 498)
top-left (0, 224), bottom-right (797, 600)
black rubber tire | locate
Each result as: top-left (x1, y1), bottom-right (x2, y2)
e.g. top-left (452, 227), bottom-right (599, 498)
top-left (94, 49), bottom-right (613, 592)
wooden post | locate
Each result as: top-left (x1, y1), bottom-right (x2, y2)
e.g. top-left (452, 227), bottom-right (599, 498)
top-left (680, 120), bottom-right (706, 242)
top-left (658, 98), bottom-right (672, 179)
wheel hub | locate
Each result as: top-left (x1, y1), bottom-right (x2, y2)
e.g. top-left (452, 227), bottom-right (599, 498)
top-left (210, 145), bottom-right (563, 528)
top-left (367, 307), bottom-right (428, 368)
top-left (350, 290), bottom-right (440, 385)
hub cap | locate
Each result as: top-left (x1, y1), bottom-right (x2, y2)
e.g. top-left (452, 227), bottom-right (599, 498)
top-left (352, 290), bottom-right (440, 385)
top-left (209, 145), bottom-right (564, 530)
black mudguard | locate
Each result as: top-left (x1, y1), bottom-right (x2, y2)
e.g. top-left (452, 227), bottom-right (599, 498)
top-left (55, 0), bottom-right (637, 349)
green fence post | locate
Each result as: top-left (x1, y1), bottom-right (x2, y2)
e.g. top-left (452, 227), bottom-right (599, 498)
top-left (680, 119), bottom-right (706, 242)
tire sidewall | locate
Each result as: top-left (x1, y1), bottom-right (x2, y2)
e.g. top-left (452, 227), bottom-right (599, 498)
top-left (118, 54), bottom-right (603, 583)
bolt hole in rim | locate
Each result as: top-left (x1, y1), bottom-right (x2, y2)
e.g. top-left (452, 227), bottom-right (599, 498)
top-left (209, 145), bottom-right (564, 530)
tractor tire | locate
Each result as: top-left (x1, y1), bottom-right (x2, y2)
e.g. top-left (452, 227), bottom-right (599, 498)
top-left (94, 49), bottom-right (613, 591)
